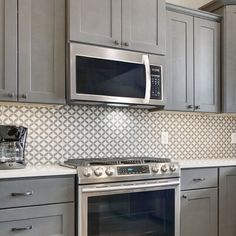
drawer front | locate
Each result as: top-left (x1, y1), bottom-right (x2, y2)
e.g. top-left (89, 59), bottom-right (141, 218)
top-left (0, 176), bottom-right (74, 209)
top-left (181, 168), bottom-right (218, 190)
top-left (0, 203), bottom-right (74, 236)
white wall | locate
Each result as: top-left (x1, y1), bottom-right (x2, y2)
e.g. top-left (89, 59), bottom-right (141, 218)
top-left (166, 0), bottom-right (211, 9)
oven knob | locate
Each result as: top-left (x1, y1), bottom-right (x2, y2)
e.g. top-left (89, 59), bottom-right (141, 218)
top-left (161, 165), bottom-right (168, 173)
top-left (105, 167), bottom-right (115, 176)
top-left (170, 164), bottom-right (177, 172)
top-left (94, 168), bottom-right (103, 177)
top-left (151, 166), bottom-right (159, 173)
top-left (83, 168), bottom-right (93, 177)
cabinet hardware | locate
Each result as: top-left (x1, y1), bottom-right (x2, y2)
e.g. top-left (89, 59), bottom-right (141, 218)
top-left (7, 93), bottom-right (14, 98)
top-left (114, 40), bottom-right (120, 45)
top-left (11, 226), bottom-right (33, 231)
top-left (123, 42), bottom-right (129, 47)
top-left (22, 94), bottom-right (27, 99)
top-left (195, 105), bottom-right (200, 110)
top-left (182, 194), bottom-right (187, 199)
top-left (187, 105), bottom-right (193, 109)
top-left (11, 191), bottom-right (33, 197)
top-left (193, 178), bottom-right (205, 182)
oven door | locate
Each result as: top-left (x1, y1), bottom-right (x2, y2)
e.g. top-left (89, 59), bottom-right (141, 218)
top-left (78, 178), bottom-right (180, 236)
top-left (69, 43), bottom-right (152, 105)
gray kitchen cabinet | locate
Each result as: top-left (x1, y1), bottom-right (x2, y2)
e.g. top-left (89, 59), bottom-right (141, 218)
top-left (201, 1), bottom-right (236, 112)
top-left (122, 0), bottom-right (166, 54)
top-left (165, 4), bottom-right (221, 113)
top-left (181, 168), bottom-right (218, 236)
top-left (0, 0), bottom-right (17, 102)
top-left (0, 203), bottom-right (74, 236)
top-left (18, 0), bottom-right (65, 104)
top-left (219, 167), bottom-right (236, 236)
top-left (181, 188), bottom-right (218, 236)
top-left (68, 0), bottom-right (166, 54)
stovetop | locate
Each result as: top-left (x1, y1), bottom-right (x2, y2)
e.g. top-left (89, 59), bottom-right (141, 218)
top-left (63, 158), bottom-right (180, 184)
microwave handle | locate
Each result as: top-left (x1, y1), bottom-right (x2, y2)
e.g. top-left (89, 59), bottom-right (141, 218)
top-left (142, 55), bottom-right (151, 104)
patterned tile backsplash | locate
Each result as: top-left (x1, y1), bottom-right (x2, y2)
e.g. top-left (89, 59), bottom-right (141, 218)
top-left (0, 104), bottom-right (235, 165)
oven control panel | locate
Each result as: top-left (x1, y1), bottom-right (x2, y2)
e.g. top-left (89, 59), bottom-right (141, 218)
top-left (117, 165), bottom-right (150, 175)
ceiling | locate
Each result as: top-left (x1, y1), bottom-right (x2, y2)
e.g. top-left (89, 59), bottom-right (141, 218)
top-left (166, 0), bottom-right (211, 9)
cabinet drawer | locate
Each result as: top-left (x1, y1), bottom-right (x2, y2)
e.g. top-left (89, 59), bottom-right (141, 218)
top-left (181, 168), bottom-right (218, 190)
top-left (0, 203), bottom-right (74, 236)
top-left (0, 176), bottom-right (74, 209)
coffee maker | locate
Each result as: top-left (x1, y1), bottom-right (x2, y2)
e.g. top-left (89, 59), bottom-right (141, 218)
top-left (0, 125), bottom-right (28, 169)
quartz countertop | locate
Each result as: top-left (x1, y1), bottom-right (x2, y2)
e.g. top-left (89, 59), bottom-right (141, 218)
top-left (0, 164), bottom-right (77, 179)
top-left (179, 159), bottom-right (236, 169)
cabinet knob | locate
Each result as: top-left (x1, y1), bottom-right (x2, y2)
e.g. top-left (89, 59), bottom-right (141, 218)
top-left (11, 226), bottom-right (33, 232)
top-left (195, 105), bottom-right (200, 110)
top-left (22, 94), bottom-right (28, 99)
top-left (7, 93), bottom-right (14, 98)
top-left (182, 194), bottom-right (187, 199)
top-left (187, 105), bottom-right (193, 109)
top-left (11, 191), bottom-right (33, 197)
top-left (114, 40), bottom-right (120, 45)
top-left (193, 178), bottom-right (205, 182)
top-left (123, 42), bottom-right (129, 47)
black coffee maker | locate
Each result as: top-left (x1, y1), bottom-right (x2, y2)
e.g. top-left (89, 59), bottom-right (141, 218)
top-left (0, 125), bottom-right (28, 169)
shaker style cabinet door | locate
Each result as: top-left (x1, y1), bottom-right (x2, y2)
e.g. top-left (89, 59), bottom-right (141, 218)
top-left (219, 167), bottom-right (236, 236)
top-left (165, 11), bottom-right (194, 111)
top-left (122, 0), bottom-right (166, 54)
top-left (181, 189), bottom-right (218, 236)
top-left (18, 0), bottom-right (66, 104)
top-left (0, 0), bottom-right (17, 102)
top-left (68, 0), bottom-right (122, 48)
top-left (194, 18), bottom-right (220, 113)
top-left (222, 6), bottom-right (236, 112)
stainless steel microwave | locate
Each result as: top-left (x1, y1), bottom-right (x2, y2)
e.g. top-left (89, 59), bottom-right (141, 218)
top-left (68, 43), bottom-right (166, 108)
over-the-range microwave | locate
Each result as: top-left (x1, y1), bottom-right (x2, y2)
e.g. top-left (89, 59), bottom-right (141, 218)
top-left (68, 43), bottom-right (166, 109)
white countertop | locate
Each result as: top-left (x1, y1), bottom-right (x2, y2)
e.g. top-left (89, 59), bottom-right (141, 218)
top-left (0, 164), bottom-right (77, 179)
top-left (179, 159), bottom-right (236, 169)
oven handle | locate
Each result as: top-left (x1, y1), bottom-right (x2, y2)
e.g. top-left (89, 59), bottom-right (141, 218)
top-left (82, 180), bottom-right (180, 193)
top-left (143, 55), bottom-right (151, 104)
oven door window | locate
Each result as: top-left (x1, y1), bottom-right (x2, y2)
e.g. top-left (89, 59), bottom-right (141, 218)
top-left (87, 189), bottom-right (175, 236)
top-left (76, 56), bottom-right (146, 98)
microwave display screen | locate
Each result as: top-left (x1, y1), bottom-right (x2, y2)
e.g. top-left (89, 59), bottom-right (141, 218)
top-left (76, 56), bottom-right (146, 98)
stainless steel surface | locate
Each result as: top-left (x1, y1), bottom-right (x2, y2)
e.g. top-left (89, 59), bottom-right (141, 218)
top-left (11, 191), bottom-right (33, 197)
top-left (143, 54), bottom-right (151, 104)
top-left (68, 43), bottom-right (166, 107)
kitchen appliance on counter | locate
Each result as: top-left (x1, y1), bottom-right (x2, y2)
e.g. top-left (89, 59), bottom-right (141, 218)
top-left (63, 157), bottom-right (180, 236)
top-left (68, 43), bottom-right (166, 109)
top-left (0, 125), bottom-right (28, 170)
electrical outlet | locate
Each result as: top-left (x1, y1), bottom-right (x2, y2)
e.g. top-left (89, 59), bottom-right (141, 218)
top-left (161, 132), bottom-right (169, 145)
top-left (231, 133), bottom-right (236, 144)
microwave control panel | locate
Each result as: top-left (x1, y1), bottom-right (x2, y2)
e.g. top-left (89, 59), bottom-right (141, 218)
top-left (150, 65), bottom-right (162, 100)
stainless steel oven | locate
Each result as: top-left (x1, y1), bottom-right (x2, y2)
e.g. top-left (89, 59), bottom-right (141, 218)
top-left (79, 178), bottom-right (180, 236)
top-left (62, 158), bottom-right (180, 236)
top-left (68, 43), bottom-right (166, 108)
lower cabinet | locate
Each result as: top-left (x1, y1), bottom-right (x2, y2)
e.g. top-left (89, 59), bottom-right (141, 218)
top-left (219, 167), bottom-right (236, 236)
top-left (181, 188), bottom-right (218, 236)
top-left (0, 203), bottom-right (74, 236)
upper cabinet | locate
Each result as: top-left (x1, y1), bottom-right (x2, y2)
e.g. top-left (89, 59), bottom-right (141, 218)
top-left (165, 4), bottom-right (221, 112)
top-left (0, 0), bottom-right (66, 104)
top-left (202, 2), bottom-right (236, 112)
top-left (68, 0), bottom-right (166, 55)
top-left (0, 0), bottom-right (17, 102)
top-left (18, 0), bottom-right (66, 104)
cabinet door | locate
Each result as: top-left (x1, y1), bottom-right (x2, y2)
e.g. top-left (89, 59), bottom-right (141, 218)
top-left (18, 0), bottom-right (65, 104)
top-left (122, 0), bottom-right (166, 54)
top-left (165, 11), bottom-right (194, 111)
top-left (219, 167), bottom-right (236, 236)
top-left (222, 6), bottom-right (236, 112)
top-left (0, 0), bottom-right (17, 101)
top-left (0, 203), bottom-right (74, 236)
top-left (181, 188), bottom-right (217, 236)
top-left (69, 0), bottom-right (122, 48)
top-left (194, 18), bottom-right (220, 113)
